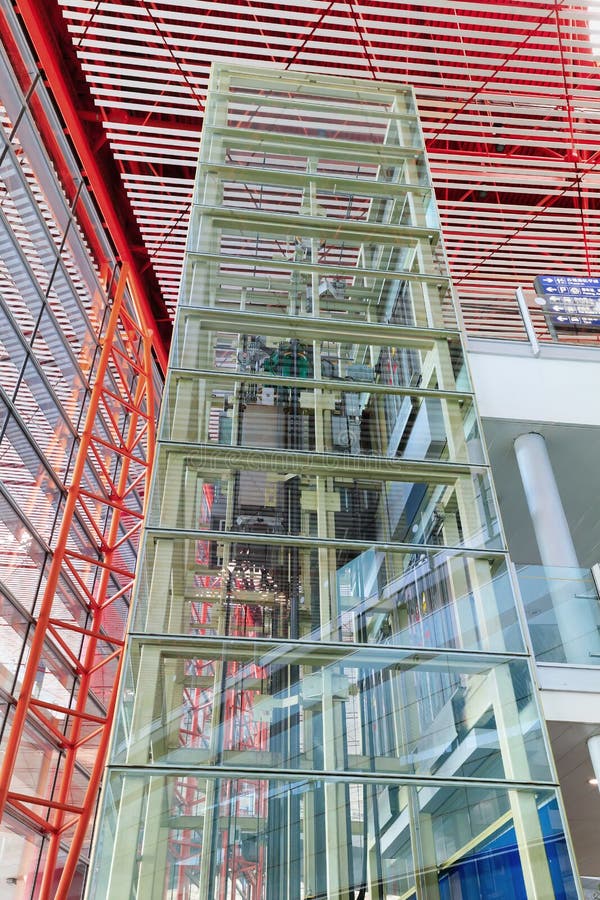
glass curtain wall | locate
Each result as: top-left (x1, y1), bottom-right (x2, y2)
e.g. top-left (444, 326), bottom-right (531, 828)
top-left (0, 5), bottom-right (162, 894)
top-left (89, 65), bottom-right (579, 899)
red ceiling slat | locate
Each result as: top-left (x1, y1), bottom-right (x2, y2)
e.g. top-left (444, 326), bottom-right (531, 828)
top-left (20, 0), bottom-right (600, 335)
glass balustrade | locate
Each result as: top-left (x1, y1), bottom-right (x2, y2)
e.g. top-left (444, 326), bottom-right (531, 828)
top-left (517, 564), bottom-right (600, 665)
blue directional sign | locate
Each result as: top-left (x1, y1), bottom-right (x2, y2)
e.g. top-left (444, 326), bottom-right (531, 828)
top-left (534, 274), bottom-right (600, 327)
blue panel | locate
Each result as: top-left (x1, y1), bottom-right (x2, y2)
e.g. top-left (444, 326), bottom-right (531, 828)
top-left (439, 798), bottom-right (578, 900)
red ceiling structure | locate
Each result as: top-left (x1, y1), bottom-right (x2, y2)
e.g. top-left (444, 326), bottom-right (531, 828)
top-left (0, 3), bottom-right (599, 897)
top-left (10, 0), bottom-right (600, 346)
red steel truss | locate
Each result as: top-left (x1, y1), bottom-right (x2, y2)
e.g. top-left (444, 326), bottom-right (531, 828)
top-left (0, 263), bottom-right (156, 900)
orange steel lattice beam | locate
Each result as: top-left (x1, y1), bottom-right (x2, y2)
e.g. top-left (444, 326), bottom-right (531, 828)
top-left (0, 264), bottom-right (157, 900)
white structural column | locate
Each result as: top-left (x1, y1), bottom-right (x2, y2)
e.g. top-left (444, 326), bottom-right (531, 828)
top-left (588, 735), bottom-right (600, 793)
top-left (514, 431), bottom-right (594, 662)
top-left (513, 432), bottom-right (578, 569)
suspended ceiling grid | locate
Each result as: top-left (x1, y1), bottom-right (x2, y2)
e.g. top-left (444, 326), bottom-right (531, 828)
top-left (41, 1), bottom-right (600, 336)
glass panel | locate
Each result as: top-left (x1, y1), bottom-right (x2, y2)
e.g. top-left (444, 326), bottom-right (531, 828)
top-left (134, 536), bottom-right (524, 653)
top-left (12, 360), bottom-right (76, 479)
top-left (1, 712), bottom-right (62, 804)
top-left (200, 133), bottom-right (431, 185)
top-left (202, 70), bottom-right (420, 156)
top-left (219, 97), bottom-right (421, 146)
top-left (22, 80), bottom-right (109, 326)
top-left (517, 564), bottom-right (600, 664)
top-left (0, 589), bottom-right (31, 695)
top-left (0, 490), bottom-right (45, 612)
top-left (172, 318), bottom-right (469, 392)
top-left (180, 257), bottom-right (455, 328)
top-left (161, 373), bottom-right (481, 465)
top-left (428, 787), bottom-right (577, 900)
top-left (149, 447), bottom-right (501, 551)
top-left (189, 217), bottom-right (443, 282)
top-left (30, 307), bottom-right (87, 421)
top-left (223, 69), bottom-right (417, 116)
top-left (115, 639), bottom-right (548, 783)
top-left (199, 171), bottom-right (430, 224)
top-left (0, 305), bottom-right (27, 401)
top-left (16, 632), bottom-right (78, 709)
top-left (89, 772), bottom-right (575, 900)
top-left (0, 813), bottom-right (44, 898)
top-left (0, 414), bottom-right (62, 543)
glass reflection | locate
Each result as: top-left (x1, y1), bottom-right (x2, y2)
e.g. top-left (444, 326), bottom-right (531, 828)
top-left (150, 448), bottom-right (501, 551)
top-left (135, 537), bottom-right (523, 653)
top-left (517, 564), bottom-right (600, 665)
top-left (116, 639), bottom-right (548, 783)
top-left (181, 258), bottom-right (455, 328)
top-left (90, 772), bottom-right (576, 900)
top-left (172, 318), bottom-right (467, 389)
top-left (162, 373), bottom-right (481, 466)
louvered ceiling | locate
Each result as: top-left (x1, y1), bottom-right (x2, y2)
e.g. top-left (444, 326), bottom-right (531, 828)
top-left (52, 0), bottom-right (600, 336)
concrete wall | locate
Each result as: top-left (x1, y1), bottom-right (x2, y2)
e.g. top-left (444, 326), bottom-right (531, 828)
top-left (467, 339), bottom-right (600, 427)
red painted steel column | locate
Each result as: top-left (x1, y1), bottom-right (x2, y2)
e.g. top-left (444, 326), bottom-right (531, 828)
top-left (0, 263), bottom-right (158, 899)
top-left (49, 351), bottom-right (155, 899)
top-left (0, 269), bottom-right (129, 824)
